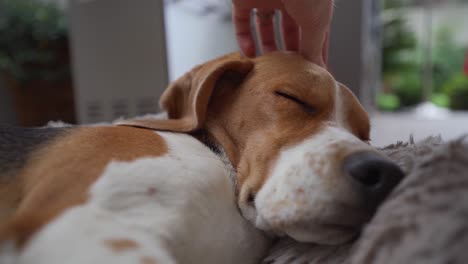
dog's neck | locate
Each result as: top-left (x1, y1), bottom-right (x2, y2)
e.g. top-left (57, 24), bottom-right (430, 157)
top-left (190, 129), bottom-right (238, 194)
top-left (189, 129), bottom-right (222, 156)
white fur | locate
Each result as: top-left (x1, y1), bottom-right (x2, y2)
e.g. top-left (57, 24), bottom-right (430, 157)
top-left (18, 132), bottom-right (269, 264)
top-left (333, 82), bottom-right (348, 130)
top-left (255, 126), bottom-right (374, 244)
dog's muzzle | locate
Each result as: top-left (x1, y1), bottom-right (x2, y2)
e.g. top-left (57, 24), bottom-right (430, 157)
top-left (252, 126), bottom-right (404, 244)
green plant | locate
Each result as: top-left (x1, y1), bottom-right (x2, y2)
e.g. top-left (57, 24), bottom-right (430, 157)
top-left (385, 70), bottom-right (423, 107)
top-left (381, 1), bottom-right (423, 107)
top-left (442, 72), bottom-right (468, 110)
top-left (432, 26), bottom-right (466, 93)
top-left (430, 93), bottom-right (450, 108)
top-left (377, 93), bottom-right (401, 112)
top-left (0, 0), bottom-right (69, 83)
top-left (381, 2), bottom-right (418, 76)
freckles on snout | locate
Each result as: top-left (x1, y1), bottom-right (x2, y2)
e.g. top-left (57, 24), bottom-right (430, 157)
top-left (254, 127), bottom-right (376, 242)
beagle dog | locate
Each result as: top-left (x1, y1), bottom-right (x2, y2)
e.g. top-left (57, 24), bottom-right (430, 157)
top-left (0, 52), bottom-right (403, 263)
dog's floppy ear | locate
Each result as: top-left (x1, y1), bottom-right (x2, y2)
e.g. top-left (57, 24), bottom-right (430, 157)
top-left (337, 82), bottom-right (370, 141)
top-left (117, 53), bottom-right (253, 132)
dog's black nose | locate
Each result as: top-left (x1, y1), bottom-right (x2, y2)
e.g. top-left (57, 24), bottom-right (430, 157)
top-left (344, 151), bottom-right (404, 208)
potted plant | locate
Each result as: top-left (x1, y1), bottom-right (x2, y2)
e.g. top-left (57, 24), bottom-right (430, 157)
top-left (380, 0), bottom-right (421, 111)
top-left (442, 72), bottom-right (468, 110)
top-left (0, 0), bottom-right (75, 126)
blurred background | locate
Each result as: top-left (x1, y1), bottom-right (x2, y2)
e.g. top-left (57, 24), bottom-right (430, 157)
top-left (0, 0), bottom-right (467, 146)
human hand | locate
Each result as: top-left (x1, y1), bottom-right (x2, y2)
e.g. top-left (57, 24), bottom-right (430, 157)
top-left (232, 0), bottom-right (333, 67)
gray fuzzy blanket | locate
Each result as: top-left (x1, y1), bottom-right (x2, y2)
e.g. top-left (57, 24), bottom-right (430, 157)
top-left (263, 135), bottom-right (468, 264)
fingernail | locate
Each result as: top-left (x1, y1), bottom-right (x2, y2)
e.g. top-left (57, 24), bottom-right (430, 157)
top-left (240, 39), bottom-right (256, 57)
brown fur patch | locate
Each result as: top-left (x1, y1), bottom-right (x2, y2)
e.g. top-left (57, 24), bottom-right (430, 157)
top-left (0, 178), bottom-right (21, 225)
top-left (104, 238), bottom-right (139, 252)
top-left (2, 126), bottom-right (168, 246)
top-left (0, 208), bottom-right (58, 247)
top-left (140, 256), bottom-right (159, 264)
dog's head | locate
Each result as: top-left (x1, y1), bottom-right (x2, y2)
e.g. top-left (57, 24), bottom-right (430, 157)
top-left (119, 52), bottom-right (404, 244)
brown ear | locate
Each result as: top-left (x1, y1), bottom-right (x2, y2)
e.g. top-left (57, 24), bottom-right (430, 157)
top-left (116, 53), bottom-right (253, 132)
top-left (337, 82), bottom-right (370, 141)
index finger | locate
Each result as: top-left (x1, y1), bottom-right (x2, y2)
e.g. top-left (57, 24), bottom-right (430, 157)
top-left (232, 0), bottom-right (284, 56)
top-left (232, 5), bottom-right (256, 57)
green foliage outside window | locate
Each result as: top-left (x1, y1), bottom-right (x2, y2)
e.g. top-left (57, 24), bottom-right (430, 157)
top-left (0, 0), bottom-right (69, 83)
top-left (442, 72), bottom-right (468, 110)
top-left (432, 26), bottom-right (466, 94)
top-left (379, 0), bottom-right (423, 110)
top-left (379, 0), bottom-right (468, 111)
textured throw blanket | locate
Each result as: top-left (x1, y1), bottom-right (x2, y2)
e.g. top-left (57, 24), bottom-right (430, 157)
top-left (263, 135), bottom-right (468, 264)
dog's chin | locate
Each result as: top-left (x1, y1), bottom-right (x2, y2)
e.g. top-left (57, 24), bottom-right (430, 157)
top-left (254, 207), bottom-right (370, 245)
top-left (283, 223), bottom-right (359, 244)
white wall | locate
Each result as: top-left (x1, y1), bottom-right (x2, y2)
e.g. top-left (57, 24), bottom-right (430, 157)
top-left (164, 4), bottom-right (237, 81)
top-left (70, 0), bottom-right (168, 123)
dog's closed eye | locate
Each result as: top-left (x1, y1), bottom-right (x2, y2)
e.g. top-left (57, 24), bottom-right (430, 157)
top-left (274, 91), bottom-right (316, 114)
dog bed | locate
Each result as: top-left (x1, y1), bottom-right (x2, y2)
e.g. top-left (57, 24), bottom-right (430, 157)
top-left (263, 134), bottom-right (468, 264)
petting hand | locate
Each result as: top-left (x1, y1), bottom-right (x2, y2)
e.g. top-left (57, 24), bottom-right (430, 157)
top-left (232, 0), bottom-right (333, 67)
